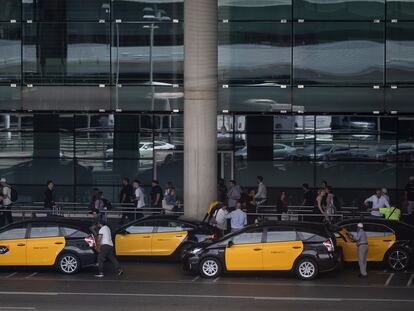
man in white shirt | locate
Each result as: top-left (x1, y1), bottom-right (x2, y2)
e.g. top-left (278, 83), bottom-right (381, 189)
top-left (213, 204), bottom-right (228, 237)
top-left (255, 176), bottom-right (267, 206)
top-left (95, 221), bottom-right (123, 278)
top-left (364, 189), bottom-right (390, 217)
top-left (0, 178), bottom-right (13, 224)
top-left (225, 202), bottom-right (247, 232)
top-left (133, 180), bottom-right (145, 219)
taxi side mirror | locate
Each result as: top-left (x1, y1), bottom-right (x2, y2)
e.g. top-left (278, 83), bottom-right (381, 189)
top-left (227, 240), bottom-right (234, 248)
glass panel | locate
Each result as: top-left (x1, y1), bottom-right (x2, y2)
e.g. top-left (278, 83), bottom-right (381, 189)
top-left (22, 86), bottom-right (111, 111)
top-left (60, 226), bottom-right (88, 238)
top-left (157, 221), bottom-right (191, 232)
top-left (293, 87), bottom-right (384, 113)
top-left (397, 117), bottom-right (414, 162)
top-left (0, 87), bottom-right (21, 110)
top-left (385, 87), bottom-right (414, 113)
top-left (30, 224), bottom-right (60, 238)
top-left (293, 22), bottom-right (384, 85)
top-left (112, 22), bottom-right (183, 84)
top-left (387, 0), bottom-right (414, 20)
top-left (219, 22), bottom-right (291, 84)
top-left (23, 22), bottom-right (110, 84)
top-left (232, 229), bottom-right (263, 244)
top-left (23, 0), bottom-right (111, 21)
top-left (386, 22), bottom-right (414, 84)
top-left (112, 0), bottom-right (184, 22)
top-left (219, 0), bottom-right (291, 21)
top-left (0, 23), bottom-right (21, 83)
top-left (0, 0), bottom-right (21, 21)
top-left (155, 151), bottom-right (182, 200)
top-left (111, 86), bottom-right (184, 111)
top-left (125, 221), bottom-right (157, 234)
top-left (219, 87), bottom-right (291, 112)
top-left (0, 227), bottom-right (26, 240)
top-left (266, 229), bottom-right (296, 242)
top-left (293, 0), bottom-right (385, 20)
top-left (13, 185), bottom-right (75, 202)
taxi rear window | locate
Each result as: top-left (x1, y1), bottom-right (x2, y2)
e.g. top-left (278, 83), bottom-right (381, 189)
top-left (60, 226), bottom-right (89, 238)
top-left (297, 231), bottom-right (327, 242)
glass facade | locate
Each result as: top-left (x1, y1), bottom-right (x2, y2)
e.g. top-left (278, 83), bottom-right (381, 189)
top-left (0, 1), bottom-right (414, 207)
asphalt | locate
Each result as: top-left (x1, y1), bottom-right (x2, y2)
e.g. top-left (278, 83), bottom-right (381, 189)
top-left (0, 262), bottom-right (413, 310)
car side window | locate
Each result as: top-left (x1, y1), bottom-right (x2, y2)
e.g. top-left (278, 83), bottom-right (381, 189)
top-left (0, 226), bottom-right (27, 240)
top-left (231, 229), bottom-right (263, 245)
top-left (266, 228), bottom-right (297, 243)
top-left (297, 231), bottom-right (326, 242)
top-left (125, 221), bottom-right (157, 234)
top-left (30, 223), bottom-right (60, 238)
top-left (364, 224), bottom-right (394, 237)
top-left (60, 226), bottom-right (88, 238)
top-left (157, 221), bottom-right (193, 233)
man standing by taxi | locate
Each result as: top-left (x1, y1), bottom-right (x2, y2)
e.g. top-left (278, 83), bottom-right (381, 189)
top-left (352, 223), bottom-right (368, 278)
top-left (225, 201), bottom-right (247, 232)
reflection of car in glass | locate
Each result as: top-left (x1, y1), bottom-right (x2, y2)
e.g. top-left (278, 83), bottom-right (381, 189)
top-left (336, 218), bottom-right (414, 271)
top-left (235, 144), bottom-right (296, 160)
top-left (114, 216), bottom-right (220, 260)
top-left (355, 143), bottom-right (414, 161)
top-left (297, 144), bottom-right (353, 161)
top-left (183, 222), bottom-right (340, 280)
top-left (0, 219), bottom-right (96, 274)
top-left (104, 141), bottom-right (175, 168)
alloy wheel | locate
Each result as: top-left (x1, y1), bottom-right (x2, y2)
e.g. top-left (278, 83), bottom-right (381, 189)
top-left (299, 261), bottom-right (316, 279)
top-left (388, 250), bottom-right (409, 271)
top-left (202, 260), bottom-right (219, 277)
top-left (60, 255), bottom-right (78, 274)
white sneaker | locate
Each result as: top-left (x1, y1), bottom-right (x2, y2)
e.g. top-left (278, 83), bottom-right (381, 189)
top-left (94, 273), bottom-right (104, 278)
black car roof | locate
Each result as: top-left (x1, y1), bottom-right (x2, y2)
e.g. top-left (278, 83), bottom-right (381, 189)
top-left (117, 215), bottom-right (209, 231)
top-left (1, 217), bottom-right (94, 230)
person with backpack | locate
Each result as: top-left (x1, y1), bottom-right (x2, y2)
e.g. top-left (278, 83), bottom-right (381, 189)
top-left (90, 191), bottom-right (112, 223)
top-left (0, 178), bottom-right (15, 224)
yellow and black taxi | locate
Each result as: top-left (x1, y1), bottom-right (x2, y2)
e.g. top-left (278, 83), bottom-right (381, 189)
top-left (336, 218), bottom-right (414, 271)
top-left (0, 218), bottom-right (96, 274)
top-left (183, 221), bottom-right (340, 280)
top-left (114, 215), bottom-right (220, 260)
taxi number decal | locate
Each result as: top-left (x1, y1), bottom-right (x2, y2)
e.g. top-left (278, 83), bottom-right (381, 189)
top-left (0, 245), bottom-right (10, 255)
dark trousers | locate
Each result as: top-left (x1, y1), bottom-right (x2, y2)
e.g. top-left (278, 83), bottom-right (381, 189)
top-left (98, 245), bottom-right (121, 274)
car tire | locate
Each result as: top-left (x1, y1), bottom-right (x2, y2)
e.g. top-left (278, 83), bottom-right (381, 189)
top-left (386, 248), bottom-right (410, 272)
top-left (57, 253), bottom-right (81, 275)
top-left (295, 257), bottom-right (318, 280)
top-left (199, 257), bottom-right (222, 278)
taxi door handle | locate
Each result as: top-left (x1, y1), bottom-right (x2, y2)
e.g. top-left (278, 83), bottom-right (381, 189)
top-left (292, 246), bottom-right (301, 249)
top-left (253, 248), bottom-right (262, 251)
top-left (383, 240), bottom-right (392, 242)
top-left (157, 239), bottom-right (169, 241)
top-left (17, 243), bottom-right (25, 247)
top-left (143, 236), bottom-right (151, 239)
top-left (176, 235), bottom-right (183, 238)
top-left (54, 242), bottom-right (64, 245)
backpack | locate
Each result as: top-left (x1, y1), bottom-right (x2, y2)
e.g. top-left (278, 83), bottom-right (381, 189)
top-left (10, 187), bottom-right (18, 202)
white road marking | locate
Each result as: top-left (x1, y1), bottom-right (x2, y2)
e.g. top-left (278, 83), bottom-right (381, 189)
top-left (0, 307), bottom-right (35, 310)
top-left (0, 291), bottom-right (414, 303)
top-left (212, 277), bottom-right (220, 283)
top-left (385, 273), bottom-right (394, 286)
top-left (191, 276), bottom-right (200, 282)
top-left (407, 274), bottom-right (414, 287)
top-left (25, 273), bottom-right (38, 279)
top-left (5, 272), bottom-right (18, 278)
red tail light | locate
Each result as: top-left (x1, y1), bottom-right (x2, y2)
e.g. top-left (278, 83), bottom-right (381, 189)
top-left (210, 233), bottom-right (218, 240)
top-left (85, 234), bottom-right (96, 248)
top-left (323, 239), bottom-right (334, 252)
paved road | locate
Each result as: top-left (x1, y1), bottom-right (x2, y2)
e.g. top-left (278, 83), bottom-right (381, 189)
top-left (0, 262), bottom-right (413, 310)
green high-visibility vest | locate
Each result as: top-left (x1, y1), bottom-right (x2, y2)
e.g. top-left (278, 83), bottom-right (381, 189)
top-left (379, 207), bottom-right (401, 221)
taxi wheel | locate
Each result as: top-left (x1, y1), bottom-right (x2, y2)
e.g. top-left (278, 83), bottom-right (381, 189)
top-left (199, 257), bottom-right (222, 278)
top-left (57, 253), bottom-right (81, 274)
top-left (386, 248), bottom-right (410, 272)
top-left (295, 258), bottom-right (318, 280)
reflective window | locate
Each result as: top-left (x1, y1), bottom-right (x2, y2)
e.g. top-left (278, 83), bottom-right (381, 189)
top-left (219, 0), bottom-right (292, 21)
top-left (386, 87), bottom-right (414, 113)
top-left (219, 22), bottom-right (291, 84)
top-left (60, 226), bottom-right (89, 238)
top-left (298, 231), bottom-right (326, 242)
top-left (0, 87), bottom-right (21, 110)
top-left (23, 22), bottom-right (110, 84)
top-left (232, 229), bottom-right (263, 245)
top-left (293, 22), bottom-right (384, 85)
top-left (112, 0), bottom-right (184, 22)
top-left (266, 228), bottom-right (296, 242)
top-left (293, 0), bottom-right (385, 20)
top-left (0, 226), bottom-right (27, 240)
top-left (156, 221), bottom-right (193, 232)
top-left (30, 223), bottom-right (60, 238)
top-left (23, 0), bottom-right (111, 21)
top-left (112, 22), bottom-right (183, 84)
top-left (0, 0), bottom-right (21, 21)
top-left (125, 221), bottom-right (157, 234)
top-left (386, 22), bottom-right (414, 84)
top-left (387, 0), bottom-right (414, 20)
top-left (0, 23), bottom-right (21, 83)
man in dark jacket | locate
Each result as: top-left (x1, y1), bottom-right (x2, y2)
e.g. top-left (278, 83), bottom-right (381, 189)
top-left (120, 177), bottom-right (134, 224)
top-left (44, 180), bottom-right (56, 216)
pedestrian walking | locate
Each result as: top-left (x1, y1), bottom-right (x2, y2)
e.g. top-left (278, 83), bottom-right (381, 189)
top-left (162, 182), bottom-right (177, 214)
top-left (255, 176), bottom-right (267, 206)
top-left (351, 223), bottom-right (368, 278)
top-left (91, 191), bottom-right (111, 223)
top-left (225, 201), bottom-right (247, 232)
top-left (44, 180), bottom-right (57, 216)
top-left (227, 180), bottom-right (241, 211)
top-left (119, 177), bottom-right (134, 224)
top-left (302, 183), bottom-right (315, 206)
top-left (246, 189), bottom-right (257, 224)
top-left (133, 180), bottom-right (145, 219)
top-left (94, 220), bottom-right (123, 278)
top-left (212, 204), bottom-right (228, 237)
top-left (364, 189), bottom-right (390, 217)
top-left (277, 191), bottom-right (288, 220)
top-left (315, 188), bottom-right (327, 222)
top-left (0, 178), bottom-right (14, 224)
top-left (150, 180), bottom-right (163, 209)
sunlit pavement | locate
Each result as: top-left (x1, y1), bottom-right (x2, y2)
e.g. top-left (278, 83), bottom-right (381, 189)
top-left (0, 262), bottom-right (413, 310)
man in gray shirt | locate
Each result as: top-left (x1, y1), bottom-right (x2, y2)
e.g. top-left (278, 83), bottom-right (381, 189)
top-left (352, 223), bottom-right (368, 278)
top-left (225, 201), bottom-right (247, 232)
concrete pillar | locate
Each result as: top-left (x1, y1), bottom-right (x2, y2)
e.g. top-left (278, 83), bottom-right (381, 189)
top-left (184, 0), bottom-right (218, 219)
